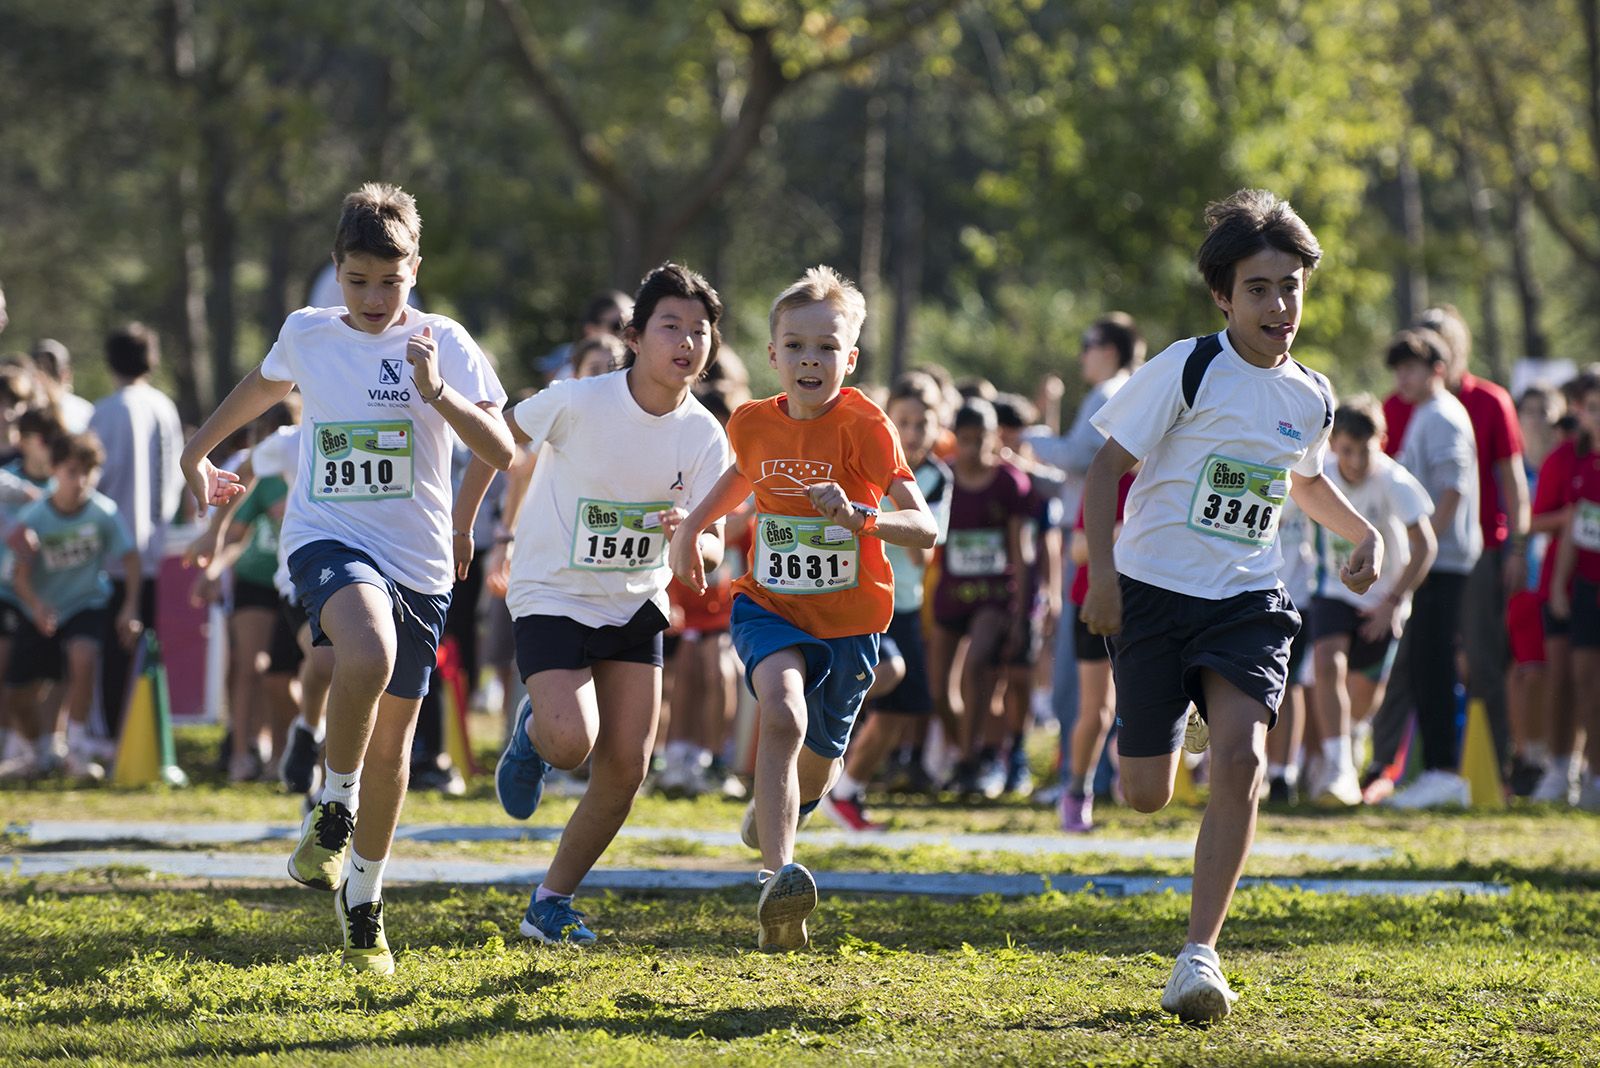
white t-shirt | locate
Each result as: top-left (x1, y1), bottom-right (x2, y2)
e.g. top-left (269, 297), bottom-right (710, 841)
top-left (1276, 496), bottom-right (1317, 606)
top-left (1314, 452), bottom-right (1433, 612)
top-left (1091, 331), bottom-right (1333, 600)
top-left (251, 425), bottom-right (302, 597)
top-left (259, 307), bottom-right (507, 595)
top-left (506, 370), bottom-right (730, 628)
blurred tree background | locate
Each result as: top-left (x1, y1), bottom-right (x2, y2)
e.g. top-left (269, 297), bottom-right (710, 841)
top-left (0, 0), bottom-right (1594, 421)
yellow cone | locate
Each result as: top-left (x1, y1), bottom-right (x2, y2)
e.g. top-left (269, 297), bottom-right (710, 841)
top-left (1172, 753), bottom-right (1203, 806)
top-left (1459, 698), bottom-right (1504, 808)
top-left (112, 671), bottom-right (159, 787)
top-left (444, 679), bottom-right (477, 776)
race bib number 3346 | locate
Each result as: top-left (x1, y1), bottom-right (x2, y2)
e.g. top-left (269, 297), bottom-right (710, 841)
top-left (313, 420), bottom-right (414, 502)
top-left (1187, 453), bottom-right (1289, 546)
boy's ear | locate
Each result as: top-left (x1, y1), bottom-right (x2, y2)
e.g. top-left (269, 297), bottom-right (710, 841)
top-left (1211, 288), bottom-right (1233, 318)
top-left (768, 341), bottom-right (779, 367)
top-left (846, 347), bottom-right (860, 374)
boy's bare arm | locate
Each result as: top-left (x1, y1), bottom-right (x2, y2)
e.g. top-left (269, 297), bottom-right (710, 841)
top-left (406, 327), bottom-right (515, 470)
top-left (185, 455), bottom-right (256, 569)
top-left (812, 477), bottom-right (936, 548)
top-left (180, 368), bottom-right (293, 517)
top-left (1080, 438), bottom-right (1139, 636)
top-left (117, 551), bottom-right (145, 647)
top-left (669, 465), bottom-right (753, 594)
top-left (452, 456), bottom-right (499, 581)
top-left (1551, 514), bottom-right (1579, 618)
top-left (1290, 470), bottom-right (1381, 594)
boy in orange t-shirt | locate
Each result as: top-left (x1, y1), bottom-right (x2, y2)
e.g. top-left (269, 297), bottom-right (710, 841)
top-left (670, 267), bottom-right (936, 952)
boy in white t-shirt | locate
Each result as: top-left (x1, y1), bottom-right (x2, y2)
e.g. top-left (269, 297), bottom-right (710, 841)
top-left (483, 263), bottom-right (730, 944)
top-left (1307, 396), bottom-right (1435, 806)
top-left (1081, 189), bottom-right (1380, 1022)
top-left (180, 183), bottom-right (514, 974)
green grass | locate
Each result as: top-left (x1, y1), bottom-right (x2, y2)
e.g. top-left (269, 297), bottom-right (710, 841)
top-left (4, 724), bottom-right (1600, 1064)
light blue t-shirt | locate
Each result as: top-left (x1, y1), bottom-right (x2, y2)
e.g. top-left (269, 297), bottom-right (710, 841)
top-left (0, 459), bottom-right (53, 607)
top-left (14, 491), bottom-right (133, 622)
top-left (884, 457), bottom-right (952, 614)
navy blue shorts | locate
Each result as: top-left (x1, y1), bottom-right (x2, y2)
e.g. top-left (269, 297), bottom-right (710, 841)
top-left (5, 606), bottom-right (108, 685)
top-left (876, 609), bottom-right (933, 715)
top-left (288, 540), bottom-right (450, 700)
top-left (730, 594), bottom-right (880, 760)
top-left (513, 600), bottom-right (668, 679)
top-left (1109, 574), bottom-right (1300, 759)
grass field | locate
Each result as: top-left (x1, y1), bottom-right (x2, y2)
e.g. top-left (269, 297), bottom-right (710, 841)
top-left (3, 725), bottom-right (1600, 1066)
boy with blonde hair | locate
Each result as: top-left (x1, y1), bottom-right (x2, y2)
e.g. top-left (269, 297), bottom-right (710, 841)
top-left (671, 267), bottom-right (937, 951)
top-left (181, 182), bottom-right (513, 974)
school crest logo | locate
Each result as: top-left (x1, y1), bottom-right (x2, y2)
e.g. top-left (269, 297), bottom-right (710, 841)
top-left (756, 459), bottom-right (834, 497)
top-left (379, 359), bottom-right (404, 385)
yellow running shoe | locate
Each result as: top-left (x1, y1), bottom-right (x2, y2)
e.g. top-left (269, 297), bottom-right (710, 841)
top-left (336, 884), bottom-right (395, 975)
top-left (288, 801), bottom-right (354, 891)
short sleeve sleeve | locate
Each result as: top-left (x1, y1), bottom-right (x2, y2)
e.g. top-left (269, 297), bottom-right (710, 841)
top-left (1090, 344), bottom-right (1187, 460)
top-left (434, 317), bottom-right (507, 408)
top-left (259, 313), bottom-right (303, 384)
top-left (251, 430), bottom-right (296, 480)
top-left (1389, 464), bottom-right (1434, 525)
top-left (100, 500), bottom-right (134, 558)
top-left (1534, 445), bottom-right (1574, 514)
top-left (685, 418), bottom-right (732, 516)
top-left (512, 381), bottom-right (573, 451)
top-left (1292, 371), bottom-right (1334, 479)
top-left (866, 410), bottom-right (915, 493)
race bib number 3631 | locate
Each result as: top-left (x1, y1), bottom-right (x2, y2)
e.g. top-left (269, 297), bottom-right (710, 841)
top-left (757, 513), bottom-right (859, 594)
top-left (571, 499), bottom-right (669, 571)
top-left (1187, 453), bottom-right (1289, 546)
top-left (313, 420), bottom-right (414, 502)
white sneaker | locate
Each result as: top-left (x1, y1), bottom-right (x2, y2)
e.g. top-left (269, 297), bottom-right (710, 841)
top-left (1386, 769), bottom-right (1470, 810)
top-left (1160, 943), bottom-right (1237, 1022)
top-left (1311, 763), bottom-right (1363, 808)
top-left (1182, 706), bottom-right (1210, 754)
top-left (739, 800), bottom-right (812, 851)
top-left (1530, 763), bottom-right (1577, 805)
top-left (61, 751), bottom-right (106, 783)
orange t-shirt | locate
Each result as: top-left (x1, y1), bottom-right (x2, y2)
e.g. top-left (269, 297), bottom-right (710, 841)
top-left (729, 389), bottom-right (914, 639)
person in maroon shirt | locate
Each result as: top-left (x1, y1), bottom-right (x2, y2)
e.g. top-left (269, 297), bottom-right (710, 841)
top-left (1376, 307), bottom-right (1528, 775)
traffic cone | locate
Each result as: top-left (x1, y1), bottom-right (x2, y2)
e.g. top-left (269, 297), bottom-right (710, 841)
top-left (437, 637), bottom-right (480, 776)
top-left (1459, 697), bottom-right (1505, 808)
top-left (1172, 752), bottom-right (1203, 805)
top-left (112, 632), bottom-right (188, 788)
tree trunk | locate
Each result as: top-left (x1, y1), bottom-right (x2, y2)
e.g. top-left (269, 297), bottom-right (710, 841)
top-left (163, 0), bottom-right (210, 423)
top-left (858, 90), bottom-right (889, 382)
top-left (888, 88), bottom-right (922, 383)
top-left (201, 100), bottom-right (237, 402)
top-left (1509, 187), bottom-right (1550, 360)
top-left (1396, 142), bottom-right (1428, 326)
top-left (1462, 148), bottom-right (1506, 382)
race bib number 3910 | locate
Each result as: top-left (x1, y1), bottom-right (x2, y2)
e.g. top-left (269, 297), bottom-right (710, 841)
top-left (757, 513), bottom-right (859, 594)
top-left (570, 499), bottom-right (670, 571)
top-left (313, 421), bottom-right (414, 502)
top-left (1187, 453), bottom-right (1289, 545)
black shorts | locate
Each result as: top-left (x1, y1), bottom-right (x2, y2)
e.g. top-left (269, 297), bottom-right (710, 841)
top-left (1109, 575), bottom-right (1300, 759)
top-left (232, 578), bottom-right (280, 613)
top-left (1073, 611), bottom-right (1110, 663)
top-left (1544, 601), bottom-right (1570, 639)
top-left (1308, 595), bottom-right (1395, 675)
top-left (877, 610), bottom-right (933, 715)
top-left (1571, 578), bottom-right (1600, 649)
top-left (514, 600), bottom-right (668, 679)
top-left (0, 602), bottom-right (22, 641)
top-left (1005, 611), bottom-right (1043, 667)
top-left (267, 596), bottom-right (307, 675)
top-left (6, 607), bottom-right (108, 685)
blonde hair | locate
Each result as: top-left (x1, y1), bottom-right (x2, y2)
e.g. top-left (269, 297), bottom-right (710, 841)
top-left (334, 182), bottom-right (421, 263)
top-left (768, 265), bottom-right (867, 340)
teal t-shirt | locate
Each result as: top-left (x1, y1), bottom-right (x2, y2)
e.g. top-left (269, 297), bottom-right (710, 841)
top-left (0, 459), bottom-right (54, 607)
top-left (14, 491), bottom-right (133, 622)
top-left (231, 476), bottom-right (288, 588)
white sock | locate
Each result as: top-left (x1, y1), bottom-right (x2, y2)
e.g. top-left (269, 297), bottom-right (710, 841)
top-left (692, 745), bottom-right (712, 769)
top-left (320, 762), bottom-right (362, 813)
top-left (293, 714), bottom-right (325, 744)
top-left (1322, 735), bottom-right (1354, 771)
top-left (65, 720), bottom-right (89, 755)
top-left (666, 740), bottom-right (693, 767)
top-left (1267, 763), bottom-right (1286, 781)
top-left (1281, 762), bottom-right (1300, 787)
top-left (833, 771), bottom-right (864, 799)
top-left (343, 848), bottom-right (386, 906)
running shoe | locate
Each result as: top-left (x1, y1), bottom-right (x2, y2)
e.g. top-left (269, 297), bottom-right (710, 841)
top-left (288, 800), bottom-right (354, 891)
top-left (335, 885), bottom-right (394, 974)
top-left (1059, 790), bottom-right (1093, 833)
top-left (1182, 706), bottom-right (1210, 754)
top-left (520, 893), bottom-right (597, 945)
top-left (739, 800), bottom-right (813, 851)
top-left (819, 792), bottom-right (885, 833)
top-left (1266, 775), bottom-right (1295, 806)
top-left (975, 754), bottom-right (1007, 800)
top-left (280, 724), bottom-right (320, 794)
top-left (1530, 763), bottom-right (1577, 805)
top-left (1310, 764), bottom-right (1363, 808)
top-left (495, 696), bottom-right (548, 820)
top-left (1160, 943), bottom-right (1237, 1022)
top-left (1385, 769), bottom-right (1470, 810)
top-left (756, 863), bottom-right (818, 952)
top-left (1003, 746), bottom-right (1033, 796)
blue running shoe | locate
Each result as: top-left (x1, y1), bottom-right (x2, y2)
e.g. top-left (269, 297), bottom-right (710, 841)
top-left (520, 893), bottom-right (598, 945)
top-left (496, 697), bottom-right (548, 820)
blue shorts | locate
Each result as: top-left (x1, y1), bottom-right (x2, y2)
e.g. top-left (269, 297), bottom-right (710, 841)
top-left (730, 594), bottom-right (880, 760)
top-left (288, 540), bottom-right (451, 699)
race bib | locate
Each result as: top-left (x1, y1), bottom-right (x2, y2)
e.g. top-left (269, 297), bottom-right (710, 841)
top-left (1188, 454), bottom-right (1289, 545)
top-left (1327, 532), bottom-right (1354, 574)
top-left (1575, 500), bottom-right (1600, 552)
top-left (571, 499), bottom-right (669, 571)
top-left (312, 421), bottom-right (414, 502)
top-left (40, 526), bottom-right (102, 572)
top-left (756, 513), bottom-right (859, 594)
top-left (946, 528), bottom-right (1007, 577)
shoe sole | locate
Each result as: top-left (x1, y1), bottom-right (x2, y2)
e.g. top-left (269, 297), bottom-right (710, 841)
top-left (758, 865), bottom-right (817, 952)
top-left (1165, 986), bottom-right (1233, 1023)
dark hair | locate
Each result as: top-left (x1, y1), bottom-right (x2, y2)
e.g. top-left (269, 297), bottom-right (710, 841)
top-left (51, 430), bottom-right (104, 471)
top-left (17, 405), bottom-right (65, 444)
top-left (1384, 328), bottom-right (1451, 370)
top-left (106, 322), bottom-right (159, 379)
top-left (1087, 312), bottom-right (1146, 369)
top-left (0, 364), bottom-right (35, 407)
top-left (582, 290), bottom-right (633, 332)
top-left (31, 339), bottom-right (70, 383)
top-left (571, 334), bottom-right (628, 376)
top-left (333, 182), bottom-right (421, 263)
top-left (1197, 189), bottom-right (1323, 297)
top-left (992, 392), bottom-right (1036, 430)
top-left (698, 387), bottom-right (734, 425)
top-left (626, 262), bottom-right (723, 370)
top-left (888, 371), bottom-right (944, 415)
top-left (953, 398), bottom-right (997, 434)
top-left (1332, 396), bottom-right (1384, 443)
